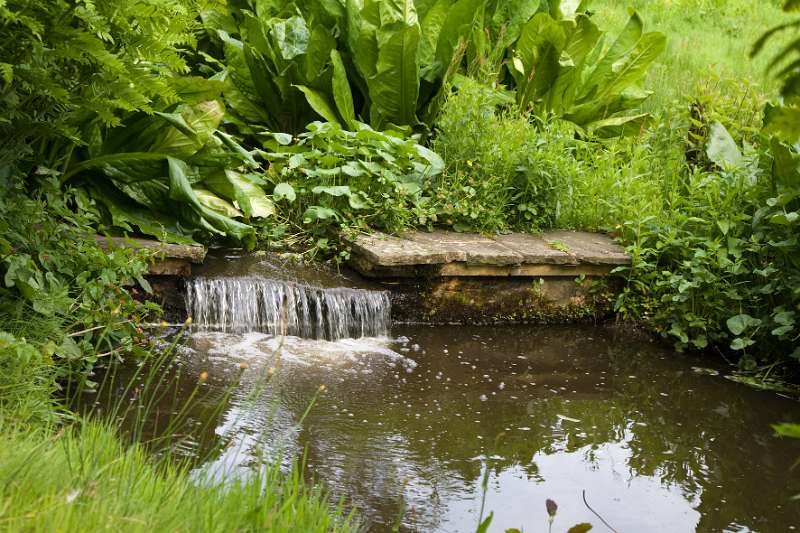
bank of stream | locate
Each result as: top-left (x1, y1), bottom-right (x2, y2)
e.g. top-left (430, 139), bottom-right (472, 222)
top-left (80, 253), bottom-right (800, 532)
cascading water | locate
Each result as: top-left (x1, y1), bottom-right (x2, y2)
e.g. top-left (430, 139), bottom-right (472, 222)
top-left (185, 277), bottom-right (391, 340)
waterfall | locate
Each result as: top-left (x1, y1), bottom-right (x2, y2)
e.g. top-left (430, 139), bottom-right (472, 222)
top-left (185, 277), bottom-right (391, 340)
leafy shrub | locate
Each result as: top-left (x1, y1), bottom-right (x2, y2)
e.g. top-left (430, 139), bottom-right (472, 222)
top-left (63, 99), bottom-right (267, 248)
top-left (508, 9), bottom-right (666, 137)
top-left (260, 121), bottom-right (443, 255)
top-left (0, 177), bottom-right (158, 389)
top-left (432, 79), bottom-right (570, 232)
top-left (615, 124), bottom-right (800, 374)
top-left (203, 0), bottom-right (665, 137)
top-left (685, 77), bottom-right (768, 169)
top-left (205, 0), bottom-right (471, 133)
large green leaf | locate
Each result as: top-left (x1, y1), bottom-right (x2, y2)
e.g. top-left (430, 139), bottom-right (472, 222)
top-left (151, 101), bottom-right (226, 157)
top-left (220, 33), bottom-right (268, 121)
top-left (706, 121), bottom-right (743, 168)
top-left (764, 102), bottom-right (800, 142)
top-left (63, 153), bottom-right (167, 184)
top-left (433, 0), bottom-right (485, 79)
top-left (167, 157), bottom-right (256, 248)
top-left (167, 76), bottom-right (225, 105)
top-left (370, 1), bottom-right (421, 126)
top-left (505, 9), bottom-right (663, 137)
top-left (489, 0), bottom-right (543, 51)
top-left (346, 0), bottom-right (380, 81)
top-left (223, 73), bottom-right (269, 124)
top-left (194, 188), bottom-right (242, 218)
top-left (770, 137), bottom-right (800, 190)
top-left (273, 16), bottom-right (310, 60)
top-left (513, 13), bottom-right (566, 110)
top-left (418, 0), bottom-right (452, 76)
top-left (577, 11), bottom-right (644, 103)
top-left (295, 84), bottom-right (342, 125)
top-left (331, 50), bottom-right (357, 129)
top-left (204, 170), bottom-right (276, 219)
top-left (89, 184), bottom-right (199, 245)
top-left (113, 178), bottom-right (171, 211)
top-left (587, 112), bottom-right (650, 138)
top-left (304, 24), bottom-right (337, 81)
top-left (589, 31), bottom-right (666, 107)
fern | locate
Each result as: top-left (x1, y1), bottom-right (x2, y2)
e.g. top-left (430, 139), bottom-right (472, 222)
top-left (0, 0), bottom-right (202, 171)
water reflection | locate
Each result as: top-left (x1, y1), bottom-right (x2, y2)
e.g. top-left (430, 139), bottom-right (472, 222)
top-left (87, 325), bottom-right (800, 532)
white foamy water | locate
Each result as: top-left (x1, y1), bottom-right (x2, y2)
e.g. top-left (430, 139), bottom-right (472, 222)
top-left (185, 331), bottom-right (417, 370)
top-left (185, 277), bottom-right (391, 340)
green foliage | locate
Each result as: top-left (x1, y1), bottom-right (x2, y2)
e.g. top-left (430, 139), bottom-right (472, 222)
top-left (0, 419), bottom-right (356, 532)
top-left (0, 333), bottom-right (57, 426)
top-left (432, 79), bottom-right (573, 232)
top-left (508, 9), bottom-right (666, 137)
top-left (615, 124), bottom-right (800, 373)
top-left (260, 121), bottom-right (443, 254)
top-left (207, 0), bottom-right (443, 133)
top-left (64, 100), bottom-right (267, 248)
top-left (0, 177), bottom-right (158, 392)
top-left (205, 0), bottom-right (665, 136)
top-left (0, 0), bottom-right (201, 168)
top-left (591, 0), bottom-right (787, 113)
top-left (752, 0), bottom-right (800, 142)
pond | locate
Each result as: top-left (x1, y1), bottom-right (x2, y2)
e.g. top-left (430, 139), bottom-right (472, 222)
top-left (82, 254), bottom-right (800, 532)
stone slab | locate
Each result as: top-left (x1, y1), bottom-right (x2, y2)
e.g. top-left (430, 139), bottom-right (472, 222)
top-left (346, 230), bottom-right (629, 278)
top-left (95, 235), bottom-right (206, 263)
top-left (95, 235), bottom-right (206, 276)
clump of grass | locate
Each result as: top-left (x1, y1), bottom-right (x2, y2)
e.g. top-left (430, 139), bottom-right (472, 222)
top-left (432, 79), bottom-right (577, 232)
top-left (0, 326), bottom-right (357, 532)
top-left (0, 419), bottom-right (356, 532)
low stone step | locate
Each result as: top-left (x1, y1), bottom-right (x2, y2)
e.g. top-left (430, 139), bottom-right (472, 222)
top-left (95, 235), bottom-right (206, 276)
top-left (347, 230), bottom-right (630, 278)
top-left (345, 230), bottom-right (630, 325)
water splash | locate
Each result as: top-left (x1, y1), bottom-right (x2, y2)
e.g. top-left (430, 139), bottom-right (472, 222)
top-left (185, 277), bottom-right (391, 340)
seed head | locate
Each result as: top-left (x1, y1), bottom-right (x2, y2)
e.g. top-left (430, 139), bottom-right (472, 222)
top-left (546, 498), bottom-right (558, 518)
top-left (199, 371), bottom-right (208, 382)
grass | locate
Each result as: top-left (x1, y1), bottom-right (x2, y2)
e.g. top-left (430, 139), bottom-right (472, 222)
top-left (554, 0), bottom-right (787, 232)
top-left (0, 328), bottom-right (358, 532)
top-left (0, 420), bottom-right (356, 532)
top-left (591, 0), bottom-right (788, 110)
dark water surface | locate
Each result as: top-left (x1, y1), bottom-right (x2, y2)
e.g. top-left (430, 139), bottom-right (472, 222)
top-left (86, 323), bottom-right (800, 533)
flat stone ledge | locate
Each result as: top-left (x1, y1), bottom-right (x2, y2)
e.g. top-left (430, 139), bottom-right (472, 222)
top-left (347, 230), bottom-right (629, 278)
top-left (95, 235), bottom-right (206, 276)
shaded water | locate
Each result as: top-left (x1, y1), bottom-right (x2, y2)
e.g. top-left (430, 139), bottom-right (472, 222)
top-left (90, 324), bottom-right (800, 533)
